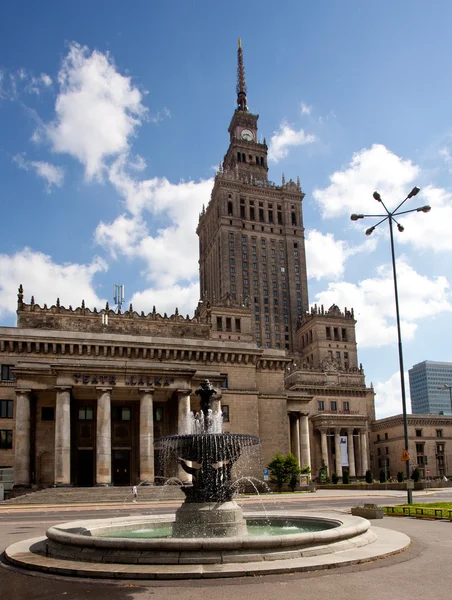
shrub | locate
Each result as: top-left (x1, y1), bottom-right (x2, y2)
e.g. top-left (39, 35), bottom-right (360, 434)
top-left (365, 470), bottom-right (373, 484)
top-left (268, 454), bottom-right (287, 492)
top-left (397, 471), bottom-right (404, 483)
top-left (342, 469), bottom-right (350, 484)
top-left (331, 472), bottom-right (339, 484)
top-left (285, 453), bottom-right (301, 492)
top-left (411, 468), bottom-right (421, 483)
top-left (318, 460), bottom-right (328, 483)
top-left (379, 469), bottom-right (386, 483)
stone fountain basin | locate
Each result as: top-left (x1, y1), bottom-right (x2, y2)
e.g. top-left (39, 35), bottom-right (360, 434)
top-left (41, 512), bottom-right (374, 565)
top-left (156, 433), bottom-right (260, 463)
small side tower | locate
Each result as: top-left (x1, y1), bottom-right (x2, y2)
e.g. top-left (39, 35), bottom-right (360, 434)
top-left (296, 304), bottom-right (358, 370)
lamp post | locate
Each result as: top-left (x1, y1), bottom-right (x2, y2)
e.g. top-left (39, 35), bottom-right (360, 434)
top-left (351, 186), bottom-right (431, 504)
top-left (438, 384), bottom-right (452, 415)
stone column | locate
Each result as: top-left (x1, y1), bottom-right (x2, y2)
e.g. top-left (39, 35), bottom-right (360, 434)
top-left (54, 387), bottom-right (71, 486)
top-left (177, 390), bottom-right (192, 483)
top-left (177, 389), bottom-right (191, 434)
top-left (96, 387), bottom-right (112, 486)
top-left (320, 427), bottom-right (329, 476)
top-left (360, 429), bottom-right (369, 474)
top-left (290, 414), bottom-right (300, 463)
top-left (139, 389), bottom-right (154, 484)
top-left (334, 428), bottom-right (343, 477)
top-left (14, 390), bottom-right (32, 487)
top-left (299, 415), bottom-right (311, 471)
top-left (347, 428), bottom-right (356, 478)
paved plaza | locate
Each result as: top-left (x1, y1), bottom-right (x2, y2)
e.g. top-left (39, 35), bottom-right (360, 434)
top-left (1, 489), bottom-right (451, 599)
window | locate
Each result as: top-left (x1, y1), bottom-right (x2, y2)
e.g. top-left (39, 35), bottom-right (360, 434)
top-left (0, 400), bottom-right (13, 418)
top-left (436, 429), bottom-right (443, 438)
top-left (0, 430), bottom-right (13, 449)
top-left (415, 429), bottom-right (423, 437)
top-left (78, 406), bottom-right (94, 420)
top-left (377, 448), bottom-right (381, 456)
top-left (41, 407), bottom-right (54, 421)
top-left (226, 317), bottom-right (232, 331)
top-left (216, 317), bottom-right (222, 331)
top-left (416, 443), bottom-right (425, 454)
top-left (377, 434), bottom-right (380, 442)
top-left (330, 401), bottom-right (337, 411)
top-left (1, 365), bottom-right (14, 381)
top-left (235, 318), bottom-right (241, 332)
top-left (343, 401), bottom-right (350, 412)
top-left (317, 400), bottom-right (324, 411)
top-left (154, 407), bottom-right (164, 422)
top-left (326, 327), bottom-right (331, 340)
top-left (221, 405), bottom-right (230, 422)
top-left (385, 447), bottom-right (389, 455)
top-left (111, 406), bottom-right (132, 421)
top-left (385, 432), bottom-right (388, 440)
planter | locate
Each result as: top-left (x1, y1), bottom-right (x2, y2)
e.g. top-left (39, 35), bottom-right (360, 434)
top-left (351, 506), bottom-right (384, 519)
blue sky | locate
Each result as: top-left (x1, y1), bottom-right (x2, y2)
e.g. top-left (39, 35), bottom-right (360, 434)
top-left (1, 1), bottom-right (452, 418)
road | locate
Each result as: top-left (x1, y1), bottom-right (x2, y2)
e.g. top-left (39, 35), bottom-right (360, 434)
top-left (1, 488), bottom-right (452, 600)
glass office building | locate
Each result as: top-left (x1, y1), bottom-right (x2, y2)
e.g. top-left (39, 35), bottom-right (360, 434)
top-left (409, 361), bottom-right (452, 415)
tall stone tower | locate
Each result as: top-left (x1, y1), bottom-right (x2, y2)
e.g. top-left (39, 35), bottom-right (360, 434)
top-left (197, 40), bottom-right (308, 352)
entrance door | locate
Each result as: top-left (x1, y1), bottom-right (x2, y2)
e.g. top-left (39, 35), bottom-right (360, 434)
top-left (77, 450), bottom-right (94, 487)
top-left (113, 450), bottom-right (130, 486)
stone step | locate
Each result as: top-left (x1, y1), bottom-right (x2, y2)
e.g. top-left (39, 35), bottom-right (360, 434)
top-left (2, 485), bottom-right (185, 505)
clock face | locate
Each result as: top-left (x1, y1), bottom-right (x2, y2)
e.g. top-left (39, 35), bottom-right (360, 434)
top-left (241, 129), bottom-right (254, 141)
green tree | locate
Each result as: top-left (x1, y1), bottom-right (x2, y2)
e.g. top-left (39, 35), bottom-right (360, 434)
top-left (267, 454), bottom-right (288, 492)
top-left (379, 468), bottom-right (386, 483)
top-left (411, 468), bottom-right (421, 483)
top-left (318, 460), bottom-right (328, 483)
top-left (365, 470), bottom-right (373, 484)
top-left (342, 469), bottom-right (350, 484)
top-left (331, 472), bottom-right (339, 484)
top-left (397, 471), bottom-right (404, 483)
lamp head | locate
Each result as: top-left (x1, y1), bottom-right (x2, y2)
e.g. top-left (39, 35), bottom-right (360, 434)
top-left (373, 191), bottom-right (381, 202)
top-left (407, 186), bottom-right (420, 199)
top-left (350, 214), bottom-right (364, 221)
top-left (397, 223), bottom-right (404, 232)
top-left (365, 226), bottom-right (375, 236)
top-left (417, 205), bottom-right (431, 213)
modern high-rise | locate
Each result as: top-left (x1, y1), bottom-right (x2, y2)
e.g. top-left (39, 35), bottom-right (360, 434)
top-left (409, 360), bottom-right (452, 415)
top-left (197, 40), bottom-right (308, 353)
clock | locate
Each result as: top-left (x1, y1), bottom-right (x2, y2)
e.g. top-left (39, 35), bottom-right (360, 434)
top-left (241, 129), bottom-right (254, 141)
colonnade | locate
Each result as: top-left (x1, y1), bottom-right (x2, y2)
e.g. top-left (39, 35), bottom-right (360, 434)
top-left (318, 426), bottom-right (369, 477)
top-left (13, 387), bottom-right (193, 487)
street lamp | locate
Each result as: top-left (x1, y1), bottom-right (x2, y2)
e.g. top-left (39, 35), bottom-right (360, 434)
top-left (438, 384), bottom-right (452, 415)
top-left (351, 186), bottom-right (431, 504)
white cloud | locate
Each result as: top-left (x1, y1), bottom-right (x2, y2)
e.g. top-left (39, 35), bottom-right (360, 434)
top-left (300, 102), bottom-right (312, 116)
top-left (313, 258), bottom-right (452, 348)
top-left (313, 144), bottom-right (419, 218)
top-left (374, 370), bottom-right (411, 419)
top-left (130, 283), bottom-right (200, 318)
top-left (44, 43), bottom-right (147, 180)
top-left (0, 68), bottom-right (52, 98)
top-left (149, 106), bottom-right (171, 124)
top-left (95, 156), bottom-right (214, 287)
top-left (268, 122), bottom-right (316, 163)
top-left (305, 229), bottom-right (377, 281)
top-left (13, 153), bottom-right (64, 191)
top-left (0, 249), bottom-right (107, 319)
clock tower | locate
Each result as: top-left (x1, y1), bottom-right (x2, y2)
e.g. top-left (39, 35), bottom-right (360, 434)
top-left (197, 40), bottom-right (309, 352)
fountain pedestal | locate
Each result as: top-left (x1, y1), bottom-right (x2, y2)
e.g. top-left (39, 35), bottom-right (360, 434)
top-left (173, 501), bottom-right (247, 538)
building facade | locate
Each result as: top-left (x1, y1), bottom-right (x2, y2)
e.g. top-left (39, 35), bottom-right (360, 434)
top-left (371, 414), bottom-right (452, 479)
top-left (409, 360), bottom-right (452, 415)
top-left (0, 41), bottom-right (375, 488)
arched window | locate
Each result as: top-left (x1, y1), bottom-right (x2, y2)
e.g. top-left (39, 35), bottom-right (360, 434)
top-left (242, 153), bottom-right (246, 163)
top-left (228, 201), bottom-right (233, 216)
top-left (291, 212), bottom-right (297, 226)
top-left (237, 152), bottom-right (241, 162)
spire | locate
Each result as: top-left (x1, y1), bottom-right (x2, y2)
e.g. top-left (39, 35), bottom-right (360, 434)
top-left (236, 38), bottom-right (248, 111)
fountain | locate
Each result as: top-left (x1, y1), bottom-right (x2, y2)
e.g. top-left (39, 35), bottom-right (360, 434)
top-left (4, 379), bottom-right (410, 578)
top-left (157, 379), bottom-right (260, 537)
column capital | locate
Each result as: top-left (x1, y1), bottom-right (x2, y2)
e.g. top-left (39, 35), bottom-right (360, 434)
top-left (318, 426), bottom-right (328, 434)
top-left (334, 427), bottom-right (342, 434)
top-left (346, 427), bottom-right (355, 435)
top-left (176, 388), bottom-right (192, 397)
top-left (15, 389), bottom-right (31, 396)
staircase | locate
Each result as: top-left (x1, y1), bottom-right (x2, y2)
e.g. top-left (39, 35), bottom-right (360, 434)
top-left (1, 485), bottom-right (185, 506)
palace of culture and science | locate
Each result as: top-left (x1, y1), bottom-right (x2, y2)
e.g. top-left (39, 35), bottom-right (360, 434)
top-left (0, 42), bottom-right (377, 492)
